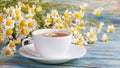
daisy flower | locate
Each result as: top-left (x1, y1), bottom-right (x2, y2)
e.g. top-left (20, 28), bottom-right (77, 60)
top-left (27, 19), bottom-right (37, 31)
top-left (0, 33), bottom-right (5, 41)
top-left (18, 1), bottom-right (26, 8)
top-left (17, 27), bottom-right (30, 39)
top-left (44, 14), bottom-right (52, 26)
top-left (107, 24), bottom-right (115, 33)
top-left (97, 22), bottom-right (104, 33)
top-left (36, 5), bottom-right (42, 12)
top-left (78, 20), bottom-right (86, 29)
top-left (15, 38), bottom-right (21, 45)
top-left (30, 5), bottom-right (36, 14)
top-left (3, 16), bottom-right (15, 29)
top-left (74, 11), bottom-right (84, 22)
top-left (102, 33), bottom-right (109, 42)
top-left (86, 31), bottom-right (97, 44)
top-left (0, 13), bottom-right (4, 23)
top-left (6, 6), bottom-right (15, 16)
top-left (62, 9), bottom-right (72, 19)
top-left (51, 9), bottom-right (58, 18)
top-left (15, 5), bottom-right (21, 16)
top-left (80, 3), bottom-right (88, 12)
top-left (93, 7), bottom-right (103, 16)
top-left (5, 28), bottom-right (13, 38)
top-left (54, 16), bottom-right (62, 23)
top-left (52, 23), bottom-right (62, 29)
top-left (26, 12), bottom-right (34, 19)
top-left (26, 4), bottom-right (31, 11)
top-left (1, 46), bottom-right (14, 56)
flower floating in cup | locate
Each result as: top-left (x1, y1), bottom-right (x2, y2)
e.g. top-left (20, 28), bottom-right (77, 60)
top-left (0, 1), bottom-right (115, 56)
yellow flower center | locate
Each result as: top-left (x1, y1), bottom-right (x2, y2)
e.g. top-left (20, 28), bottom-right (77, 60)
top-left (76, 40), bottom-right (84, 46)
top-left (53, 12), bottom-right (57, 17)
top-left (20, 20), bottom-right (27, 27)
top-left (15, 9), bottom-right (20, 15)
top-left (74, 25), bottom-right (80, 30)
top-left (109, 28), bottom-right (114, 33)
top-left (9, 9), bottom-right (12, 14)
top-left (64, 13), bottom-right (69, 18)
top-left (79, 22), bottom-right (85, 27)
top-left (9, 42), bottom-right (15, 48)
top-left (28, 22), bottom-right (34, 28)
top-left (47, 17), bottom-right (52, 23)
top-left (89, 33), bottom-right (94, 38)
top-left (26, 5), bottom-right (31, 10)
top-left (28, 16), bottom-right (33, 19)
top-left (5, 49), bottom-right (11, 56)
top-left (61, 24), bottom-right (66, 29)
top-left (0, 34), bottom-right (3, 39)
top-left (31, 8), bottom-right (35, 14)
top-left (81, 6), bottom-right (86, 12)
top-left (75, 13), bottom-right (82, 19)
top-left (21, 29), bottom-right (27, 35)
top-left (95, 10), bottom-right (101, 16)
top-left (39, 6), bottom-right (42, 11)
top-left (6, 29), bottom-right (13, 35)
top-left (55, 25), bottom-right (61, 29)
top-left (6, 20), bottom-right (12, 26)
top-left (17, 39), bottom-right (21, 44)
top-left (105, 35), bottom-right (109, 42)
top-left (56, 18), bottom-right (61, 23)
top-left (0, 16), bottom-right (4, 23)
top-left (20, 2), bottom-right (26, 8)
top-left (16, 15), bottom-right (21, 20)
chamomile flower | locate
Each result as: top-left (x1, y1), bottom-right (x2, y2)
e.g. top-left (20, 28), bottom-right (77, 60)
top-left (0, 33), bottom-right (5, 41)
top-left (26, 4), bottom-right (31, 11)
top-left (15, 5), bottom-right (21, 16)
top-left (18, 1), bottom-right (26, 8)
top-left (51, 9), bottom-right (58, 18)
top-left (74, 11), bottom-right (84, 22)
top-left (27, 19), bottom-right (37, 31)
top-left (107, 24), bottom-right (115, 33)
top-left (36, 5), bottom-right (42, 12)
top-left (102, 33), bottom-right (109, 42)
top-left (26, 12), bottom-right (34, 19)
top-left (52, 23), bottom-right (62, 29)
top-left (62, 10), bottom-right (72, 19)
top-left (0, 13), bottom-right (4, 23)
top-left (5, 28), bottom-right (13, 38)
top-left (30, 5), bottom-right (36, 14)
top-left (15, 38), bottom-right (21, 45)
top-left (17, 27), bottom-right (30, 39)
top-left (80, 3), bottom-right (88, 12)
top-left (6, 7), bottom-right (15, 16)
top-left (97, 22), bottom-right (104, 33)
top-left (9, 40), bottom-right (16, 49)
top-left (78, 20), bottom-right (86, 29)
top-left (45, 14), bottom-right (52, 26)
top-left (93, 7), bottom-right (103, 16)
top-left (54, 16), bottom-right (62, 23)
top-left (1, 46), bottom-right (13, 56)
top-left (86, 32), bottom-right (97, 44)
top-left (3, 17), bottom-right (15, 29)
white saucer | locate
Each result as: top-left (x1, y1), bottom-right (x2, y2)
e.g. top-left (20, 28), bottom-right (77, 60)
top-left (19, 44), bottom-right (87, 64)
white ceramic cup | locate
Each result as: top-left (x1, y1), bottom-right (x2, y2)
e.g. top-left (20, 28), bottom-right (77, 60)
top-left (22, 29), bottom-right (72, 58)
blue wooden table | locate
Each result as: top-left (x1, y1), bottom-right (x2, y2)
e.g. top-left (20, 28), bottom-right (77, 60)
top-left (0, 24), bottom-right (120, 68)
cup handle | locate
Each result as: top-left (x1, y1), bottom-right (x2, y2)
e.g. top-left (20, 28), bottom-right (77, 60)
top-left (22, 37), bottom-right (33, 47)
